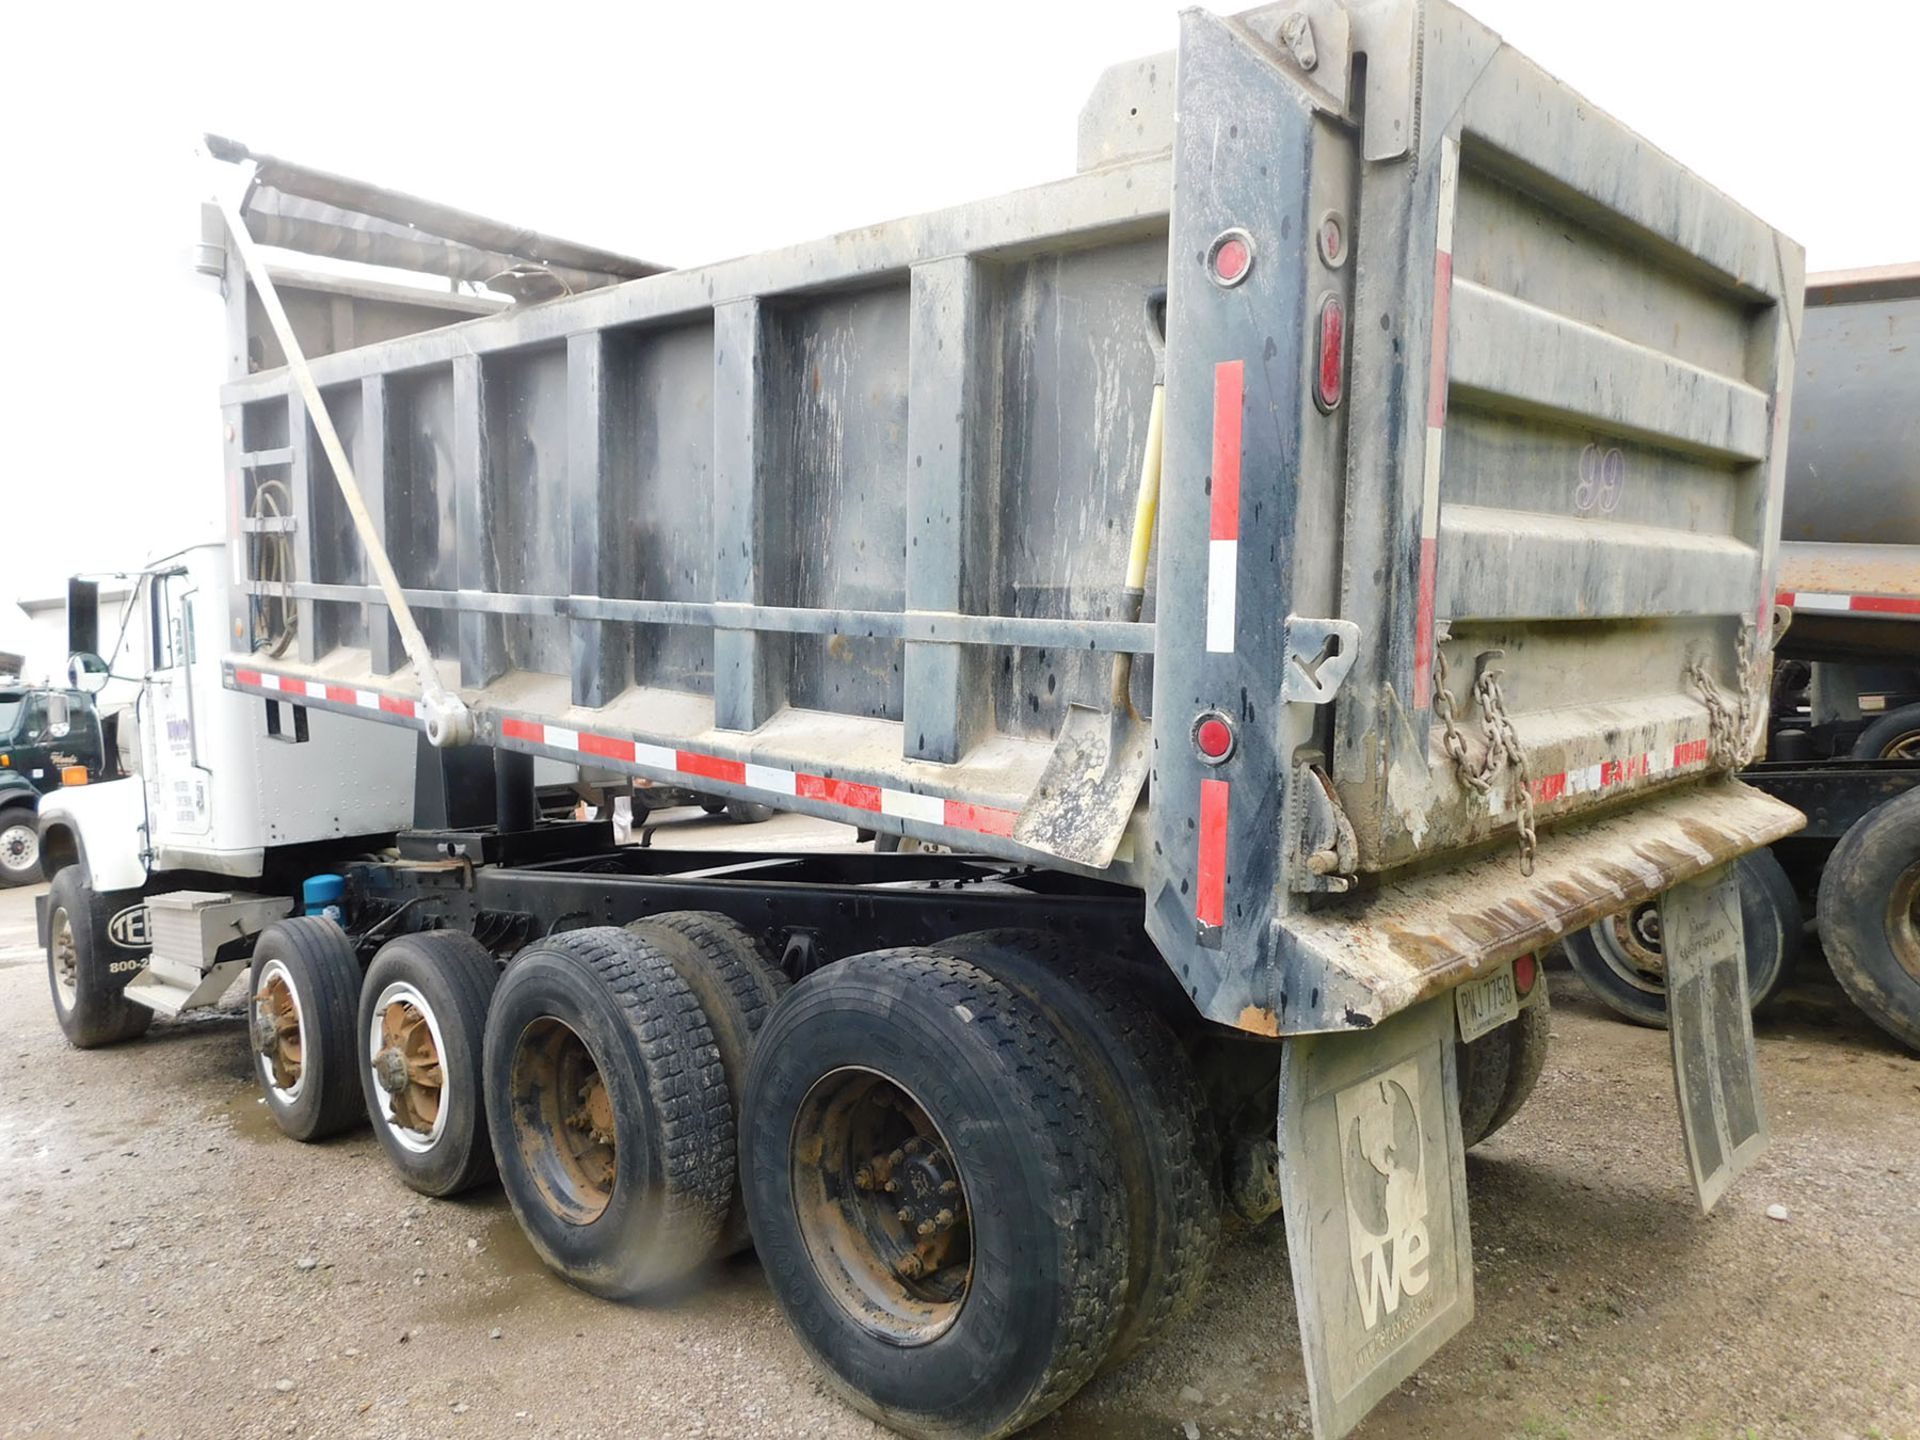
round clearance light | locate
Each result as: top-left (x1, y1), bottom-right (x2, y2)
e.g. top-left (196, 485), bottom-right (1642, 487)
top-left (1193, 712), bottom-right (1236, 764)
top-left (1317, 211), bottom-right (1347, 269)
top-left (1206, 228), bottom-right (1255, 288)
top-left (1514, 952), bottom-right (1538, 997)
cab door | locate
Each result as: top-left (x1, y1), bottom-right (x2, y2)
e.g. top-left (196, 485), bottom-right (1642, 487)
top-left (144, 571), bottom-right (214, 840)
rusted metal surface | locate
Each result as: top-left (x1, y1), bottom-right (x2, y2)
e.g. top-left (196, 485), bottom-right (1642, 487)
top-left (253, 974), bottom-right (303, 1091)
top-left (372, 1000), bottom-right (444, 1135)
top-left (791, 1068), bottom-right (972, 1342)
top-left (509, 1018), bottom-right (616, 1224)
top-left (1270, 781), bottom-right (1805, 1034)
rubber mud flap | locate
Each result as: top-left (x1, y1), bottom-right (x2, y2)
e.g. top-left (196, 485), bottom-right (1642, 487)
top-left (1659, 863), bottom-right (1768, 1214)
top-left (1277, 995), bottom-right (1472, 1440)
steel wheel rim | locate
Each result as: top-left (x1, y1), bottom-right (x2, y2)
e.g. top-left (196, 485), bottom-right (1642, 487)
top-left (1881, 728), bottom-right (1920, 761)
top-left (789, 1066), bottom-right (973, 1347)
top-left (254, 958), bottom-right (308, 1103)
top-left (1, 822), bottom-right (37, 874)
top-left (1592, 901), bottom-right (1668, 996)
top-left (368, 981), bottom-right (451, 1153)
top-left (50, 905), bottom-right (77, 1009)
top-left (1889, 859), bottom-right (1920, 985)
top-left (508, 1017), bottom-right (617, 1224)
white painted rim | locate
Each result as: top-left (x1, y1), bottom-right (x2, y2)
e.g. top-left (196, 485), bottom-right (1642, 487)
top-left (367, 980), bottom-right (451, 1154)
top-left (50, 905), bottom-right (77, 1010)
top-left (1, 822), bottom-right (38, 875)
top-left (256, 957), bottom-right (309, 1105)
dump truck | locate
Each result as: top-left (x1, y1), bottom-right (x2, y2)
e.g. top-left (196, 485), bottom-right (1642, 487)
top-left (41, 5), bottom-right (1808, 1436)
top-left (1565, 264), bottom-right (1920, 1048)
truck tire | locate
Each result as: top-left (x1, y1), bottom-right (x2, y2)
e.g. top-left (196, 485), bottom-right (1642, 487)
top-left (358, 931), bottom-right (500, 1196)
top-left (1563, 849), bottom-right (1800, 1027)
top-left (742, 949), bottom-right (1127, 1439)
top-left (1457, 976), bottom-right (1552, 1148)
top-left (725, 799), bottom-right (776, 825)
top-left (1851, 703), bottom-right (1920, 761)
top-left (1817, 790), bottom-right (1920, 1051)
top-left (483, 927), bottom-right (731, 1297)
top-left (45, 866), bottom-right (152, 1048)
top-left (935, 929), bottom-right (1221, 1369)
top-left (250, 919), bottom-right (366, 1142)
top-left (0, 807), bottom-right (42, 887)
top-left (625, 912), bottom-right (787, 1254)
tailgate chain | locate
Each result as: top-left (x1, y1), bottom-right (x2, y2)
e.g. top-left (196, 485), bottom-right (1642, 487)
top-left (1687, 625), bottom-right (1762, 772)
top-left (1433, 649), bottom-right (1539, 876)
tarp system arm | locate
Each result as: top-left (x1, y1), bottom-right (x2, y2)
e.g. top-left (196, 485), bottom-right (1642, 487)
top-left (215, 189), bottom-right (474, 748)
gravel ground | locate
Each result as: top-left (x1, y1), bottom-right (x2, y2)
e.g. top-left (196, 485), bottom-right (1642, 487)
top-left (1, 842), bottom-right (1915, 1440)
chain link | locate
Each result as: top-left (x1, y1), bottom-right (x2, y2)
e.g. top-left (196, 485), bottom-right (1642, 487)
top-left (1433, 648), bottom-right (1538, 875)
top-left (1688, 624), bottom-right (1762, 772)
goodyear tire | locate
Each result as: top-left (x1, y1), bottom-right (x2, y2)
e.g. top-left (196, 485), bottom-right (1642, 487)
top-left (1818, 790), bottom-right (1920, 1051)
top-left (1457, 978), bottom-right (1552, 1148)
top-left (0, 806), bottom-right (42, 887)
top-left (483, 927), bottom-right (732, 1298)
top-left (742, 949), bottom-right (1128, 1439)
top-left (1563, 850), bottom-right (1800, 1027)
top-left (45, 866), bottom-right (152, 1048)
top-left (358, 931), bottom-right (500, 1196)
top-left (1851, 703), bottom-right (1920, 761)
top-left (936, 929), bottom-right (1221, 1369)
top-left (250, 918), bottom-right (365, 1142)
top-left (626, 912), bottom-right (789, 1254)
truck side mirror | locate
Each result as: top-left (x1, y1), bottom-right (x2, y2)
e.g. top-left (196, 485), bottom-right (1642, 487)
top-left (67, 652), bottom-right (110, 695)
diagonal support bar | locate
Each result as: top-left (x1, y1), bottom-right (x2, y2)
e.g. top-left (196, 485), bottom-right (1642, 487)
top-left (216, 188), bottom-right (473, 747)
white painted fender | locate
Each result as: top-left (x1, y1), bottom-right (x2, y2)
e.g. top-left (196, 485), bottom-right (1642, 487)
top-left (36, 777), bottom-right (149, 893)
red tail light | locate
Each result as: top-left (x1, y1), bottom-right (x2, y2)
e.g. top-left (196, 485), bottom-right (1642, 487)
top-left (1514, 951), bottom-right (1538, 997)
top-left (1314, 295), bottom-right (1345, 411)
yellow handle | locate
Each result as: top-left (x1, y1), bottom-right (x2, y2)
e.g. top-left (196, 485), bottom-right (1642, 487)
top-left (1124, 383), bottom-right (1166, 594)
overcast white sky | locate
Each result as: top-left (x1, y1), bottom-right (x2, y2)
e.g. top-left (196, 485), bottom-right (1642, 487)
top-left (2, 0), bottom-right (1912, 630)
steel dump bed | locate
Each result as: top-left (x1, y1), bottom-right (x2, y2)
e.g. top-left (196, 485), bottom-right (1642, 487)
top-left (219, 0), bottom-right (1803, 1033)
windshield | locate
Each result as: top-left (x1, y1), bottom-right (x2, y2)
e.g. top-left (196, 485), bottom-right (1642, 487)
top-left (0, 696), bottom-right (21, 738)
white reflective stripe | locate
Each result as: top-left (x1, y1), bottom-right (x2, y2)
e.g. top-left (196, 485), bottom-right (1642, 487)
top-left (1420, 427), bottom-right (1445, 539)
top-left (1435, 137), bottom-right (1459, 254)
top-left (1206, 539), bottom-right (1238, 654)
top-left (882, 789), bottom-right (945, 824)
top-left (257, 673), bottom-right (283, 692)
top-left (1792, 592), bottom-right (1850, 612)
top-left (544, 726), bottom-right (580, 752)
top-left (633, 741), bottom-right (677, 770)
top-left (1567, 763), bottom-right (1605, 796)
top-left (744, 763), bottom-right (798, 795)
top-left (356, 689), bottom-right (381, 710)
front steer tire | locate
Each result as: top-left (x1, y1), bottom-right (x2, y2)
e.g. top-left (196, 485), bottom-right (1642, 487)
top-left (358, 931), bottom-right (501, 1196)
top-left (742, 949), bottom-right (1128, 1440)
top-left (0, 806), bottom-right (43, 887)
top-left (484, 927), bottom-right (732, 1298)
top-left (250, 918), bottom-right (366, 1142)
top-left (45, 866), bottom-right (152, 1048)
top-left (1818, 790), bottom-right (1920, 1051)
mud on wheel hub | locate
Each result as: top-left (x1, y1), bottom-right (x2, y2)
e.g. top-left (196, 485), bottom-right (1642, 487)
top-left (253, 962), bottom-right (307, 1100)
top-left (791, 1068), bottom-right (972, 1345)
top-left (368, 983), bottom-right (451, 1153)
top-left (508, 1017), bottom-right (618, 1224)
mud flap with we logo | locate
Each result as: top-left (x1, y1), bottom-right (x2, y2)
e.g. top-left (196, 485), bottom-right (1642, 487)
top-left (1658, 862), bottom-right (1769, 1214)
top-left (1277, 995), bottom-right (1472, 1440)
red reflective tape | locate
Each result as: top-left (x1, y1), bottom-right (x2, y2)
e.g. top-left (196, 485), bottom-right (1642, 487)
top-left (1412, 537), bottom-right (1438, 710)
top-left (1775, 589), bottom-right (1795, 607)
top-left (325, 685), bottom-right (357, 704)
top-left (501, 717), bottom-right (544, 743)
top-left (1210, 361), bottom-right (1244, 542)
top-left (580, 733), bottom-right (636, 762)
top-left (678, 750), bottom-right (746, 786)
top-left (234, 668), bottom-right (262, 687)
top-left (1853, 593), bottom-right (1920, 615)
top-left (798, 775), bottom-right (883, 811)
top-left (1602, 754), bottom-right (1649, 788)
top-left (1533, 772), bottom-right (1568, 803)
top-left (1196, 779), bottom-right (1230, 928)
top-left (278, 677), bottom-right (309, 697)
top-left (1427, 250), bottom-right (1453, 429)
top-left (379, 695), bottom-right (417, 718)
top-left (1673, 738), bottom-right (1710, 767)
top-left (944, 800), bottom-right (1017, 838)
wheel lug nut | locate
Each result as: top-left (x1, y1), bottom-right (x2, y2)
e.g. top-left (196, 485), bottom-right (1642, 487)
top-left (854, 1165), bottom-right (875, 1190)
top-left (896, 1254), bottom-right (925, 1279)
top-left (938, 1179), bottom-right (959, 1195)
top-left (884, 1178), bottom-right (899, 1193)
top-left (896, 1207), bottom-right (913, 1225)
top-left (887, 1148), bottom-right (905, 1167)
top-left (916, 1219), bottom-right (936, 1236)
top-left (933, 1208), bottom-right (954, 1229)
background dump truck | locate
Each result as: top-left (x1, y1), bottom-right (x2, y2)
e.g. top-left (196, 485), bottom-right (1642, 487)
top-left (1565, 264), bottom-right (1920, 1049)
top-left (41, 3), bottom-right (1806, 1437)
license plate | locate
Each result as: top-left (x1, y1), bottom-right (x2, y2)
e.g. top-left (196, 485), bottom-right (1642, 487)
top-left (1454, 962), bottom-right (1519, 1045)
